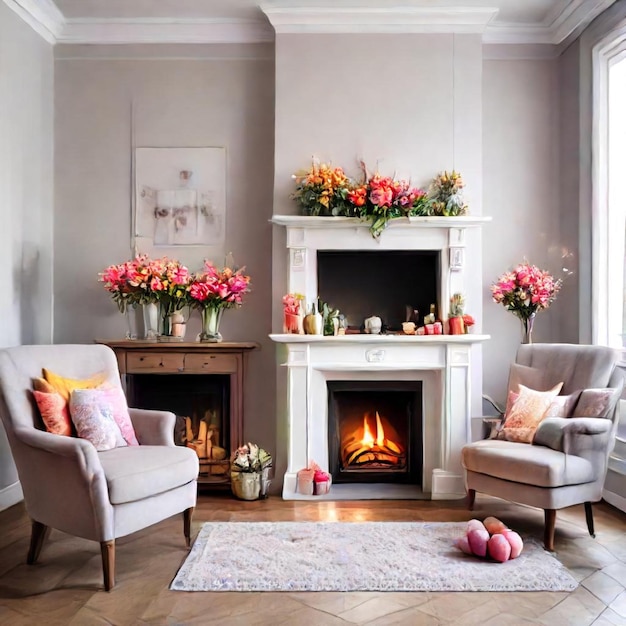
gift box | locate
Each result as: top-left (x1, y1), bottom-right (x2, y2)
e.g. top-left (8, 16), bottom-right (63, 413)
top-left (313, 469), bottom-right (332, 495)
top-left (296, 467), bottom-right (315, 495)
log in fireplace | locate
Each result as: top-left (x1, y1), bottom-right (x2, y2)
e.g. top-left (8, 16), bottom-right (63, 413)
top-left (327, 381), bottom-right (422, 484)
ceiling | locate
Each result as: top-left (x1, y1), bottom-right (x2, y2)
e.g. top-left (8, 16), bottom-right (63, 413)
top-left (6, 0), bottom-right (618, 47)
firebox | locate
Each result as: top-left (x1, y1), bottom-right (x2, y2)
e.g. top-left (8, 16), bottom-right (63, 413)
top-left (327, 381), bottom-right (422, 484)
top-left (127, 374), bottom-right (230, 482)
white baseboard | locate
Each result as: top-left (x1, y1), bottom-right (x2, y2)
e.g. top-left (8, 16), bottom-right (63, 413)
top-left (0, 480), bottom-right (23, 511)
top-left (603, 489), bottom-right (626, 514)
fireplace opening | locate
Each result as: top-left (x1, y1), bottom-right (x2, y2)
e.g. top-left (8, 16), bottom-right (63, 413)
top-left (127, 374), bottom-right (230, 481)
top-left (317, 250), bottom-right (439, 331)
top-left (327, 381), bottom-right (422, 484)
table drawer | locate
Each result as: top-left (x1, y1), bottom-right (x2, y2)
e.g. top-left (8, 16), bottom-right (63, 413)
top-left (184, 353), bottom-right (237, 373)
top-left (127, 352), bottom-right (184, 373)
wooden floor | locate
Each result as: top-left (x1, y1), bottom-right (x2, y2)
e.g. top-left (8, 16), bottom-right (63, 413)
top-left (0, 493), bottom-right (625, 625)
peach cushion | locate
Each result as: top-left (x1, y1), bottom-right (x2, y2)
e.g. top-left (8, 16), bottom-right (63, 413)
top-left (498, 382), bottom-right (563, 443)
top-left (33, 389), bottom-right (72, 436)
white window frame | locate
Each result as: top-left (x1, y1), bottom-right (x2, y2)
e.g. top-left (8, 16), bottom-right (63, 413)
top-left (592, 23), bottom-right (626, 348)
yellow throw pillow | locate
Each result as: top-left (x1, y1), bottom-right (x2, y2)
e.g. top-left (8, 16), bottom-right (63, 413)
top-left (498, 382), bottom-right (563, 443)
top-left (42, 368), bottom-right (108, 403)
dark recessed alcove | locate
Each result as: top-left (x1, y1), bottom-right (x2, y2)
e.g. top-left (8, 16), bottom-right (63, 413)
top-left (317, 250), bottom-right (439, 330)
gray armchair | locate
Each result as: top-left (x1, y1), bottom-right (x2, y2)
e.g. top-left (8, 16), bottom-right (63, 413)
top-left (0, 344), bottom-right (199, 591)
top-left (462, 344), bottom-right (623, 550)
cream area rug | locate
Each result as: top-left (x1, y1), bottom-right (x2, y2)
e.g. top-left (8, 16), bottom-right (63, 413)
top-left (170, 522), bottom-right (578, 592)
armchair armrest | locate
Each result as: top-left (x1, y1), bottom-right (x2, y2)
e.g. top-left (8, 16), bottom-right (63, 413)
top-left (14, 427), bottom-right (113, 540)
top-left (128, 408), bottom-right (176, 446)
top-left (534, 417), bottom-right (612, 454)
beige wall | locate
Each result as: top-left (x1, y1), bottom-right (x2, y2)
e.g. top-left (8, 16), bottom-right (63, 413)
top-left (0, 2), bottom-right (54, 505)
top-left (54, 44), bottom-right (276, 450)
top-left (482, 58), bottom-right (562, 399)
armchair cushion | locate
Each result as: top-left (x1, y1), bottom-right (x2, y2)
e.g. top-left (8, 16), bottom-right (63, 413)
top-left (98, 445), bottom-right (199, 505)
top-left (43, 367), bottom-right (107, 402)
top-left (572, 388), bottom-right (620, 418)
top-left (70, 389), bottom-right (127, 451)
top-left (33, 389), bottom-right (72, 436)
top-left (497, 382), bottom-right (563, 443)
top-left (462, 439), bottom-right (596, 488)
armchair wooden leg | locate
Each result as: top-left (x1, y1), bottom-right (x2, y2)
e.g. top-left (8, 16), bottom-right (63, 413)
top-left (584, 502), bottom-right (595, 538)
top-left (27, 521), bottom-right (50, 565)
top-left (544, 509), bottom-right (556, 551)
top-left (100, 540), bottom-right (115, 591)
top-left (184, 507), bottom-right (194, 548)
top-left (467, 489), bottom-right (476, 511)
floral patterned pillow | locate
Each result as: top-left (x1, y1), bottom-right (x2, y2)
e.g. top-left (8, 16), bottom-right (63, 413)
top-left (572, 388), bottom-right (619, 419)
top-left (498, 382), bottom-right (563, 443)
top-left (69, 389), bottom-right (127, 451)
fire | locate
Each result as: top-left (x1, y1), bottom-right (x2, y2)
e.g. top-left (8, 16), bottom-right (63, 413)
top-left (361, 411), bottom-right (385, 448)
top-left (341, 409), bottom-right (406, 469)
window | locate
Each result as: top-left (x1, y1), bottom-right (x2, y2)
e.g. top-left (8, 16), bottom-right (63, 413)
top-left (592, 26), bottom-right (626, 348)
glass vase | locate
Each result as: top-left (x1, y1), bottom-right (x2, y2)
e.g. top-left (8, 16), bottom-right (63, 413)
top-left (200, 307), bottom-right (224, 343)
top-left (124, 304), bottom-right (138, 340)
top-left (522, 312), bottom-right (536, 344)
top-left (142, 303), bottom-right (159, 340)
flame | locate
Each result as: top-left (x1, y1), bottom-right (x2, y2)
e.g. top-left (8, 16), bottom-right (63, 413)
top-left (360, 411), bottom-right (386, 448)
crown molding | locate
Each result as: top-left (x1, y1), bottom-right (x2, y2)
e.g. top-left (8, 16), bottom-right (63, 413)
top-left (2, 1), bottom-right (619, 46)
top-left (58, 18), bottom-right (274, 45)
top-left (2, 0), bottom-right (63, 43)
top-left (485, 0), bottom-right (617, 44)
top-left (551, 0), bottom-right (617, 43)
top-left (261, 6), bottom-right (499, 34)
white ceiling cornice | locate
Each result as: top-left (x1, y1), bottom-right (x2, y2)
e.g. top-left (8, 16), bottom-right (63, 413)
top-left (3, 0), bottom-right (63, 43)
top-left (1, 1), bottom-right (618, 47)
top-left (261, 6), bottom-right (499, 34)
top-left (484, 0), bottom-right (616, 44)
top-left (58, 18), bottom-right (274, 45)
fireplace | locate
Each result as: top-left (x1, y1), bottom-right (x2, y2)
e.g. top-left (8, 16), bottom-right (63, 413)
top-left (270, 215), bottom-right (490, 500)
top-left (328, 381), bottom-right (422, 484)
top-left (127, 373), bottom-right (230, 481)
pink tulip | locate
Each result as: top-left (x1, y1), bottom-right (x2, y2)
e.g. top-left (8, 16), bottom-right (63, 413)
top-left (488, 534), bottom-right (512, 562)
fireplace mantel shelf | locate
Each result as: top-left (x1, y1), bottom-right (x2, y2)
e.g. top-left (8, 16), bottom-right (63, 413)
top-left (271, 215), bottom-right (491, 229)
top-left (270, 333), bottom-right (489, 344)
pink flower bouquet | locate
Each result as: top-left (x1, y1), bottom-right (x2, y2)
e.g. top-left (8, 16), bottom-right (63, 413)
top-left (491, 262), bottom-right (562, 327)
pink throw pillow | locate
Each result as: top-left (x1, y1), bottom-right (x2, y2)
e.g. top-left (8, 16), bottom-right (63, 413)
top-left (573, 388), bottom-right (619, 418)
top-left (69, 389), bottom-right (128, 451)
top-left (97, 386), bottom-right (139, 445)
top-left (33, 390), bottom-right (72, 436)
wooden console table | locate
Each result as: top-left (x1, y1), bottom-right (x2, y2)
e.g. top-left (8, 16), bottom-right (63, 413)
top-left (99, 340), bottom-right (259, 486)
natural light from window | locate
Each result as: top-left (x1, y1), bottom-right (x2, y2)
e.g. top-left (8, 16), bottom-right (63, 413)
top-left (609, 56), bottom-right (626, 349)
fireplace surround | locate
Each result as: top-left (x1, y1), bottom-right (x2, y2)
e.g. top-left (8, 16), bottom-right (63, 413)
top-left (271, 215), bottom-right (490, 499)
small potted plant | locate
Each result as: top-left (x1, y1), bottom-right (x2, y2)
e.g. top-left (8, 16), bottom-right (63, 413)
top-left (448, 293), bottom-right (466, 335)
top-left (230, 443), bottom-right (273, 500)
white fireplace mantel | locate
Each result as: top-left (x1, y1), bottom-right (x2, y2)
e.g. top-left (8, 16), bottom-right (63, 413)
top-left (271, 215), bottom-right (491, 500)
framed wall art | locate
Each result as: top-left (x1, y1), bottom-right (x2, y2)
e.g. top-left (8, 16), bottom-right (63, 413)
top-left (134, 147), bottom-right (226, 247)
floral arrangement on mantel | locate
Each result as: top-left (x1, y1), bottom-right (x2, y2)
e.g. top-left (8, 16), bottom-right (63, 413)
top-left (100, 255), bottom-right (190, 314)
top-left (291, 158), bottom-right (468, 238)
top-left (491, 261), bottom-right (562, 343)
top-left (99, 255), bottom-right (250, 342)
